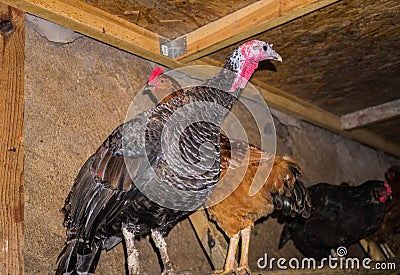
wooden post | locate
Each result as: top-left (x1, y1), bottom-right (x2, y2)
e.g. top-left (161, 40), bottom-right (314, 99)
top-left (359, 239), bottom-right (386, 261)
top-left (189, 210), bottom-right (230, 270)
top-left (0, 4), bottom-right (25, 274)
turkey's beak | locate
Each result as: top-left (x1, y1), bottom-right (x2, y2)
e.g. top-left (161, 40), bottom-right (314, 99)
top-left (264, 43), bottom-right (282, 62)
top-left (266, 44), bottom-right (282, 62)
top-left (271, 51), bottom-right (282, 62)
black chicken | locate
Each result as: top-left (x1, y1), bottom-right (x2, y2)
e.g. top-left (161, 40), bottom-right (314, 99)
top-left (278, 174), bottom-right (393, 260)
top-left (56, 40), bottom-right (282, 275)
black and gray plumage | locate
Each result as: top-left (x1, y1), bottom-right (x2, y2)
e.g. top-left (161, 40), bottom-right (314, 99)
top-left (56, 40), bottom-right (282, 275)
top-left (278, 178), bottom-right (393, 260)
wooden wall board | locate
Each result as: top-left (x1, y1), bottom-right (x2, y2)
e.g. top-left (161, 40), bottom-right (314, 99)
top-left (0, 4), bottom-right (25, 274)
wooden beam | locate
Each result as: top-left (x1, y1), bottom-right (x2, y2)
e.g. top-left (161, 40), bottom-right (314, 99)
top-left (0, 4), bottom-right (25, 274)
top-left (188, 210), bottom-right (229, 270)
top-left (359, 239), bottom-right (386, 261)
top-left (341, 99), bottom-right (400, 130)
top-left (177, 0), bottom-right (340, 63)
top-left (1, 0), bottom-right (182, 68)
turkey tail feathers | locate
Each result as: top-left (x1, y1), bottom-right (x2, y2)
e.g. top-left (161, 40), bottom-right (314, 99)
top-left (56, 239), bottom-right (78, 275)
top-left (56, 239), bottom-right (101, 275)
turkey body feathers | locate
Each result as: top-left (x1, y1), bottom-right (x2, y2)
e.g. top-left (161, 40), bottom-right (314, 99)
top-left (278, 180), bottom-right (392, 260)
top-left (57, 84), bottom-right (233, 275)
top-left (146, 69), bottom-right (312, 234)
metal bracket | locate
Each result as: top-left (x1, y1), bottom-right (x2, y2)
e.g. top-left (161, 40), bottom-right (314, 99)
top-left (159, 36), bottom-right (187, 59)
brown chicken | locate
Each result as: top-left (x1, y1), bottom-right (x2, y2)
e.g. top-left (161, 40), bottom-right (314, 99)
top-left (209, 139), bottom-right (311, 274)
top-left (145, 67), bottom-right (312, 274)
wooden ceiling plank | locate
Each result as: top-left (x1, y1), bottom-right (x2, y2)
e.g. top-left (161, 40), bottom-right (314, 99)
top-left (176, 0), bottom-right (340, 63)
top-left (341, 99), bottom-right (400, 130)
top-left (1, 0), bottom-right (182, 68)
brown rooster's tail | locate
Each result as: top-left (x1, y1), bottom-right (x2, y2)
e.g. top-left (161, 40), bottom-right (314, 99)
top-left (269, 157), bottom-right (312, 218)
top-left (278, 223), bottom-right (292, 249)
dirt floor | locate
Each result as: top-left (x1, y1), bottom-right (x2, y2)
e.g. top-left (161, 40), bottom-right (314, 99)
top-left (24, 20), bottom-right (399, 275)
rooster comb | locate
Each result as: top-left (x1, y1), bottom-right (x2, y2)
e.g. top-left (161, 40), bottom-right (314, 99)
top-left (148, 66), bottom-right (164, 83)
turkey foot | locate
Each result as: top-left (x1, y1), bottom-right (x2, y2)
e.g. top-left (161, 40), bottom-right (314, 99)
top-left (151, 230), bottom-right (192, 275)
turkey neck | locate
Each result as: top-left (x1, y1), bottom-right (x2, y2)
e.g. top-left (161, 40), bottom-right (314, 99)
top-left (152, 63), bottom-right (245, 126)
top-left (185, 64), bottom-right (247, 113)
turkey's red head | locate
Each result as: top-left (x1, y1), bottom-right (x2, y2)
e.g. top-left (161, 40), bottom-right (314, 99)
top-left (228, 40), bottom-right (282, 93)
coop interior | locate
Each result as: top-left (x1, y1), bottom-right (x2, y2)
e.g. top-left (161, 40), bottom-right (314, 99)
top-left (0, 0), bottom-right (399, 274)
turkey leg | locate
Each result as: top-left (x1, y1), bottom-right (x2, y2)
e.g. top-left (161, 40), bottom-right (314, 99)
top-left (122, 224), bottom-right (140, 275)
top-left (151, 229), bottom-right (175, 274)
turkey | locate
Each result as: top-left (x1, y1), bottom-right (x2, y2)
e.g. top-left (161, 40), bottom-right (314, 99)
top-left (144, 66), bottom-right (311, 274)
top-left (56, 40), bottom-right (282, 275)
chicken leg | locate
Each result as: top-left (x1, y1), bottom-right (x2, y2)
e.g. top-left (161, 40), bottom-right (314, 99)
top-left (213, 232), bottom-right (240, 274)
top-left (122, 224), bottom-right (140, 275)
top-left (236, 226), bottom-right (252, 275)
